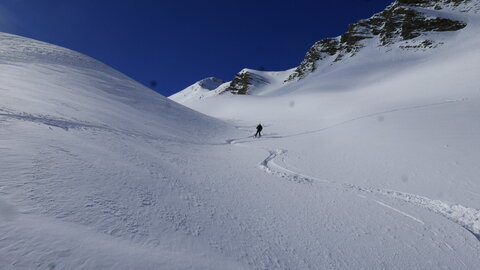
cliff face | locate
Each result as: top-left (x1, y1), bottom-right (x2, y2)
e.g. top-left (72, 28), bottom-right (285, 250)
top-left (286, 0), bottom-right (470, 82)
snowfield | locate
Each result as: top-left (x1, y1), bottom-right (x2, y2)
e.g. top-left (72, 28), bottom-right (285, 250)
top-left (2, 1), bottom-right (480, 269)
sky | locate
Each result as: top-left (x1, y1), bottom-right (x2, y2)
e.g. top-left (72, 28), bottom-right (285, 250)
top-left (0, 0), bottom-right (394, 96)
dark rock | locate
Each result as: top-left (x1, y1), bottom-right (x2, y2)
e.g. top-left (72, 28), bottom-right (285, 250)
top-left (223, 70), bottom-right (268, 95)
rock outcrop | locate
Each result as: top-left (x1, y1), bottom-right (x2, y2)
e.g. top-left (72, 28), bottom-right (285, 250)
top-left (286, 0), bottom-right (469, 82)
top-left (223, 70), bottom-right (269, 95)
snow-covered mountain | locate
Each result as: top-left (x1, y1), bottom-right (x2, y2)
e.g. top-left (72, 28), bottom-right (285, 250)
top-left (169, 77), bottom-right (227, 103)
top-left (3, 0), bottom-right (480, 269)
top-left (285, 0), bottom-right (473, 82)
top-left (170, 68), bottom-right (295, 104)
top-left (170, 0), bottom-right (479, 101)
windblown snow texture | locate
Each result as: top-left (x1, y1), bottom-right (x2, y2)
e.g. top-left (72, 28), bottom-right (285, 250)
top-left (2, 0), bottom-right (480, 269)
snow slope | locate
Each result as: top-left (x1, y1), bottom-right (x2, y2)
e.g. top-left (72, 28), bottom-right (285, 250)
top-left (2, 0), bottom-right (480, 269)
top-left (168, 1), bottom-right (480, 269)
top-left (0, 32), bottom-right (245, 269)
top-left (169, 77), bottom-right (227, 104)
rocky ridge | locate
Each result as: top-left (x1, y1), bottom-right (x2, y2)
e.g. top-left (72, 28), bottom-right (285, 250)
top-left (286, 0), bottom-right (471, 82)
top-left (172, 0), bottom-right (476, 98)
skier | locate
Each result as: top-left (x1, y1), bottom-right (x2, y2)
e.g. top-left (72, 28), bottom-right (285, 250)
top-left (254, 124), bottom-right (263, 138)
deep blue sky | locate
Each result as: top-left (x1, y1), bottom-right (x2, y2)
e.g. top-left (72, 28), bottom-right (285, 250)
top-left (0, 0), bottom-right (393, 96)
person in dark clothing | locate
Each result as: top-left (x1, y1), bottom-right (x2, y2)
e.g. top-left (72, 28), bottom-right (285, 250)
top-left (254, 124), bottom-right (263, 138)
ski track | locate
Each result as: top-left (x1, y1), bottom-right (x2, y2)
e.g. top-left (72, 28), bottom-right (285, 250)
top-left (283, 98), bottom-right (469, 138)
top-left (228, 97), bottom-right (480, 241)
top-left (257, 147), bottom-right (480, 241)
top-left (225, 98), bottom-right (469, 144)
top-left (226, 98), bottom-right (469, 145)
top-left (258, 149), bottom-right (312, 184)
top-left (375, 200), bottom-right (425, 225)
